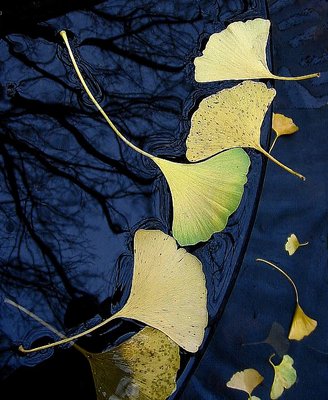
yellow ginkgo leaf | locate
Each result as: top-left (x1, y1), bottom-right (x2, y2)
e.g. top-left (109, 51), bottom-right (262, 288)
top-left (269, 354), bottom-right (297, 399)
top-left (194, 18), bottom-right (319, 82)
top-left (288, 303), bottom-right (317, 341)
top-left (270, 113), bottom-right (299, 153)
top-left (256, 259), bottom-right (317, 342)
top-left (83, 327), bottom-right (179, 400)
top-left (227, 368), bottom-right (264, 398)
top-left (153, 149), bottom-right (250, 246)
top-left (187, 81), bottom-right (305, 180)
top-left (60, 30), bottom-right (250, 246)
top-left (19, 229), bottom-right (208, 353)
top-left (285, 233), bottom-right (309, 256)
top-left (5, 300), bottom-right (180, 400)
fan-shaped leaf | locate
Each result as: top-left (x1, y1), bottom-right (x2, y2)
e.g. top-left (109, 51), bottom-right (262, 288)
top-left (153, 149), bottom-right (250, 246)
top-left (285, 233), bottom-right (308, 256)
top-left (19, 230), bottom-right (208, 353)
top-left (187, 81), bottom-right (305, 180)
top-left (288, 303), bottom-right (317, 341)
top-left (227, 368), bottom-right (264, 398)
top-left (194, 18), bottom-right (319, 82)
top-left (269, 355), bottom-right (297, 399)
top-left (270, 114), bottom-right (299, 153)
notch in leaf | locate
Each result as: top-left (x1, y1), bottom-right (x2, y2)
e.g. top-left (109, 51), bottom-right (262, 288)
top-left (256, 259), bottom-right (317, 341)
top-left (187, 81), bottom-right (305, 180)
top-left (5, 299), bottom-right (180, 400)
top-left (227, 368), bottom-right (264, 399)
top-left (270, 113), bottom-right (299, 153)
top-left (60, 30), bottom-right (250, 246)
top-left (194, 18), bottom-right (320, 82)
top-left (18, 229), bottom-right (208, 353)
top-left (269, 354), bottom-right (297, 400)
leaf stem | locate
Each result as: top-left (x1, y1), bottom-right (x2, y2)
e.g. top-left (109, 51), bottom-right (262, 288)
top-left (271, 72), bottom-right (320, 81)
top-left (269, 136), bottom-right (278, 154)
top-left (259, 147), bottom-right (305, 181)
top-left (256, 259), bottom-right (299, 304)
top-left (60, 30), bottom-right (154, 160)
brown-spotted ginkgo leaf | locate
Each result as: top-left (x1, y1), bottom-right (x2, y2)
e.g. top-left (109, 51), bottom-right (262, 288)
top-left (285, 234), bottom-right (308, 256)
top-left (270, 113), bottom-right (299, 153)
top-left (269, 355), bottom-right (297, 399)
top-left (187, 81), bottom-right (305, 180)
top-left (194, 18), bottom-right (319, 82)
top-left (227, 368), bottom-right (264, 398)
top-left (19, 230), bottom-right (208, 353)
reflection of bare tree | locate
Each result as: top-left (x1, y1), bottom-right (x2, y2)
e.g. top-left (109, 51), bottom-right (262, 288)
top-left (0, 0), bottom-right (257, 395)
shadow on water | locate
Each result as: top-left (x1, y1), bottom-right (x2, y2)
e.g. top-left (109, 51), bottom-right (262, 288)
top-left (0, 0), bottom-right (269, 398)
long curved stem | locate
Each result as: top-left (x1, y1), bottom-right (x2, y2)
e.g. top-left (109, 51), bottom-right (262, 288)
top-left (259, 146), bottom-right (305, 181)
top-left (60, 31), bottom-right (154, 160)
top-left (256, 259), bottom-right (299, 304)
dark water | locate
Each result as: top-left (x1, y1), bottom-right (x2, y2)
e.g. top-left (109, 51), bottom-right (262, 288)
top-left (0, 0), bottom-right (286, 399)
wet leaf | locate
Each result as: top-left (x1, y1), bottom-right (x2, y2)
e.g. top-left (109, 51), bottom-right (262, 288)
top-left (153, 149), bottom-right (250, 246)
top-left (288, 303), bottom-right (317, 341)
top-left (19, 230), bottom-right (208, 353)
top-left (270, 114), bottom-right (299, 152)
top-left (194, 18), bottom-right (319, 82)
top-left (60, 30), bottom-right (250, 246)
top-left (227, 368), bottom-right (264, 398)
top-left (265, 322), bottom-right (290, 357)
top-left (5, 300), bottom-right (180, 400)
top-left (269, 355), bottom-right (297, 399)
top-left (285, 234), bottom-right (308, 256)
top-left (82, 327), bottom-right (180, 400)
top-left (187, 81), bottom-right (305, 180)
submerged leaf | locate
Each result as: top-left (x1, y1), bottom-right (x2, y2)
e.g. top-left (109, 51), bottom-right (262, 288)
top-left (285, 233), bottom-right (308, 256)
top-left (153, 149), bottom-right (250, 246)
top-left (194, 18), bottom-right (319, 82)
top-left (20, 230), bottom-right (208, 353)
top-left (265, 322), bottom-right (290, 357)
top-left (83, 327), bottom-right (180, 400)
top-left (187, 81), bottom-right (305, 180)
top-left (60, 30), bottom-right (250, 246)
top-left (270, 114), bottom-right (299, 153)
top-left (227, 368), bottom-right (264, 398)
top-left (269, 355), bottom-right (297, 399)
top-left (288, 303), bottom-right (317, 341)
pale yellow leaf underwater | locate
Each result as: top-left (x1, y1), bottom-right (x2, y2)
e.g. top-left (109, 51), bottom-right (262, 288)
top-left (194, 18), bottom-right (319, 82)
top-left (19, 230), bottom-right (208, 353)
top-left (269, 355), bottom-right (297, 400)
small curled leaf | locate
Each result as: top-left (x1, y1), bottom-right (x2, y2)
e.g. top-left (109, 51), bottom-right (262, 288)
top-left (269, 354), bottom-right (297, 399)
top-left (285, 234), bottom-right (308, 256)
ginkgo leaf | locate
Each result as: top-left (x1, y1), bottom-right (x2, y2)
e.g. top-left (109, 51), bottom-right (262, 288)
top-left (264, 322), bottom-right (290, 357)
top-left (60, 30), bottom-right (250, 246)
top-left (19, 229), bottom-right (208, 353)
top-left (82, 327), bottom-right (180, 400)
top-left (256, 259), bottom-right (317, 342)
top-left (5, 300), bottom-right (180, 400)
top-left (288, 303), bottom-right (317, 341)
top-left (194, 18), bottom-right (319, 82)
top-left (285, 234), bottom-right (309, 256)
top-left (187, 81), bottom-right (305, 180)
top-left (227, 368), bottom-right (264, 398)
top-left (153, 149), bottom-right (250, 246)
top-left (269, 354), bottom-right (297, 399)
top-left (270, 113), bottom-right (299, 153)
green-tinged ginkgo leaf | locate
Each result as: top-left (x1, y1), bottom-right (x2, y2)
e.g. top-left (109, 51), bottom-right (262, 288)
top-left (153, 149), bottom-right (250, 246)
top-left (256, 259), bottom-right (317, 342)
top-left (269, 355), bottom-right (297, 399)
top-left (60, 31), bottom-right (250, 245)
top-left (285, 233), bottom-right (309, 256)
top-left (227, 368), bottom-right (264, 399)
top-left (82, 327), bottom-right (180, 400)
top-left (5, 300), bottom-right (180, 400)
top-left (288, 303), bottom-right (317, 341)
top-left (18, 230), bottom-right (208, 353)
top-left (187, 81), bottom-right (305, 180)
top-left (194, 18), bottom-right (319, 82)
top-left (270, 113), bottom-right (299, 153)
